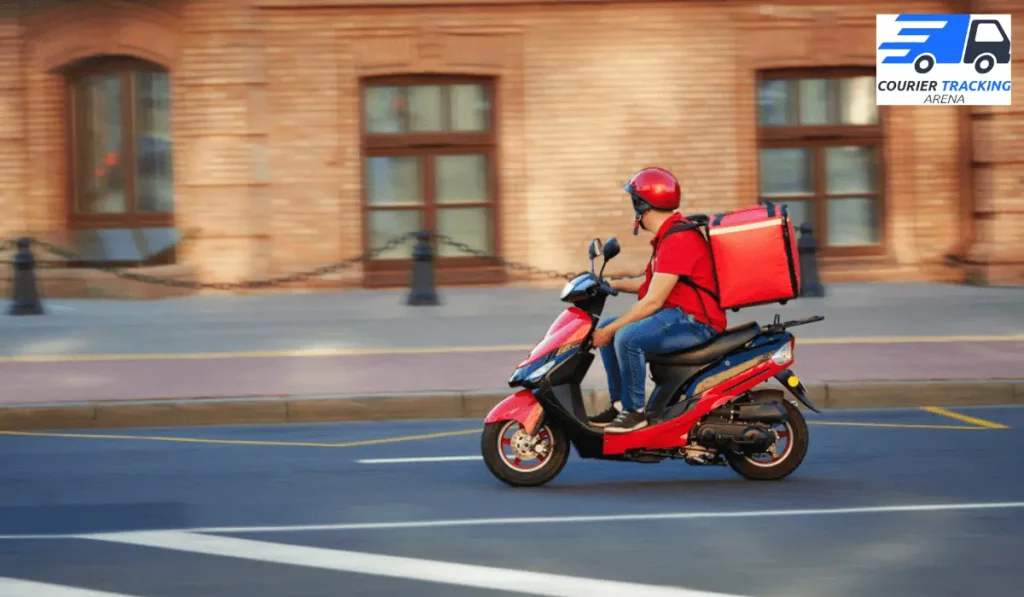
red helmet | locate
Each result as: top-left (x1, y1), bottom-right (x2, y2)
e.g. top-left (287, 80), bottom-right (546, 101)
top-left (624, 167), bottom-right (681, 235)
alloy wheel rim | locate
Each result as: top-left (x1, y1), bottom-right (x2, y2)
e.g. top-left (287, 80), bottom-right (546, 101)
top-left (744, 420), bottom-right (794, 467)
top-left (497, 420), bottom-right (555, 472)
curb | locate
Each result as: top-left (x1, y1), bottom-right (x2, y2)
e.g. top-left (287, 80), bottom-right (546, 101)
top-left (1, 380), bottom-right (1023, 431)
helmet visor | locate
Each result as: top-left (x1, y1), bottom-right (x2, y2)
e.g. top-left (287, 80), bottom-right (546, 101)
top-left (624, 184), bottom-right (653, 219)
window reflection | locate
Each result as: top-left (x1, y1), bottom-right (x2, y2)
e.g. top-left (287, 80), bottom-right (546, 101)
top-left (69, 60), bottom-right (175, 221)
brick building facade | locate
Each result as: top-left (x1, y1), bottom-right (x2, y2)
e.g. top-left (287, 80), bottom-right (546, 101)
top-left (0, 0), bottom-right (1020, 297)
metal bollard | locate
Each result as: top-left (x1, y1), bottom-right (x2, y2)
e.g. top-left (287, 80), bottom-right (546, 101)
top-left (797, 223), bottom-right (825, 298)
top-left (406, 230), bottom-right (440, 306)
top-left (8, 237), bottom-right (44, 315)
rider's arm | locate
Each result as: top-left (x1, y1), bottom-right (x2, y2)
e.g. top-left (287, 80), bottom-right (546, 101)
top-left (610, 278), bottom-right (643, 294)
top-left (602, 234), bottom-right (697, 335)
top-left (600, 273), bottom-right (679, 334)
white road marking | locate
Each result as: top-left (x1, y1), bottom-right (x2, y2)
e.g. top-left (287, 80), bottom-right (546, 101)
top-left (142, 501), bottom-right (1024, 534)
top-left (3, 501), bottom-right (1023, 541)
top-left (357, 455), bottom-right (483, 464)
top-left (80, 531), bottom-right (748, 597)
top-left (0, 577), bottom-right (144, 597)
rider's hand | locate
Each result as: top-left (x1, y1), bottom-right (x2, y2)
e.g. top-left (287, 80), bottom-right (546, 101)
top-left (592, 327), bottom-right (614, 348)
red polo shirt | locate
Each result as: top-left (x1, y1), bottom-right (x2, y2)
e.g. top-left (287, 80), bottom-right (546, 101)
top-left (637, 213), bottom-right (728, 332)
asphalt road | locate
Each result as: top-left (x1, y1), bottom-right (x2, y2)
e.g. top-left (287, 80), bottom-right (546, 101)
top-left (0, 406), bottom-right (1022, 596)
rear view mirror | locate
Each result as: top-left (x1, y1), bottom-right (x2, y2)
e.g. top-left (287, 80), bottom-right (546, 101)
top-left (588, 238), bottom-right (602, 273)
top-left (603, 237), bottom-right (621, 261)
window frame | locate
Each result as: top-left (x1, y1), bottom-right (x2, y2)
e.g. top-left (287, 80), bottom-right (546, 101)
top-left (359, 74), bottom-right (501, 274)
top-left (755, 67), bottom-right (887, 257)
top-left (64, 56), bottom-right (175, 230)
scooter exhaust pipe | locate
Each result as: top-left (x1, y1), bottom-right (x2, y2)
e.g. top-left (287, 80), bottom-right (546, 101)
top-left (694, 422), bottom-right (774, 451)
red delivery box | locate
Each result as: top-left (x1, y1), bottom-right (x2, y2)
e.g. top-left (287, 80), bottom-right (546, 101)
top-left (707, 202), bottom-right (801, 311)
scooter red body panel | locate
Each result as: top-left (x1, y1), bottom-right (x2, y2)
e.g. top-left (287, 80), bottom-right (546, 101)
top-left (602, 359), bottom-right (785, 454)
top-left (484, 390), bottom-right (539, 425)
top-left (517, 307), bottom-right (591, 367)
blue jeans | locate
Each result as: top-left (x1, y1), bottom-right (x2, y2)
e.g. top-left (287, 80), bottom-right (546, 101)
top-left (598, 308), bottom-right (717, 412)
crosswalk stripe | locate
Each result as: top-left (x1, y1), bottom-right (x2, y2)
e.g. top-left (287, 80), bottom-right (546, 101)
top-left (81, 531), bottom-right (750, 597)
top-left (0, 577), bottom-right (144, 597)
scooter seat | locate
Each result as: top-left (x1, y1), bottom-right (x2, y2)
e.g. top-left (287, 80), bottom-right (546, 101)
top-left (645, 321), bottom-right (760, 366)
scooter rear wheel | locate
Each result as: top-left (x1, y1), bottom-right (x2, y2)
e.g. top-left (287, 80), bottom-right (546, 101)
top-left (725, 395), bottom-right (809, 481)
top-left (481, 420), bottom-right (569, 487)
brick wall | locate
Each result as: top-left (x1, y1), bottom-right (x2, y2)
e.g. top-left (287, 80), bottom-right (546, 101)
top-left (0, 0), bottom-right (1019, 296)
top-left (966, 0), bottom-right (1024, 284)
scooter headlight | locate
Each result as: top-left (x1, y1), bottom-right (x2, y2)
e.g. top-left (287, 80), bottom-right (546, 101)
top-left (771, 340), bottom-right (794, 366)
top-left (527, 360), bottom-right (556, 382)
top-left (559, 281), bottom-right (574, 300)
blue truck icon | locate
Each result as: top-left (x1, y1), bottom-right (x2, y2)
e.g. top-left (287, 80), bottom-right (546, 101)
top-left (879, 14), bottom-right (1011, 74)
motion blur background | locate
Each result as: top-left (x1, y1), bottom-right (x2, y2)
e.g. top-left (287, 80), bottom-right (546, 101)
top-left (0, 0), bottom-right (1020, 298)
top-left (1, 3), bottom-right (1023, 596)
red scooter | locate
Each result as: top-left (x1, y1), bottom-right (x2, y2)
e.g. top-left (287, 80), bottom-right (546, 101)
top-left (481, 237), bottom-right (824, 487)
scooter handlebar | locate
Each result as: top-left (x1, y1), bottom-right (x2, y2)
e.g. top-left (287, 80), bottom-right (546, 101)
top-left (599, 279), bottom-right (619, 296)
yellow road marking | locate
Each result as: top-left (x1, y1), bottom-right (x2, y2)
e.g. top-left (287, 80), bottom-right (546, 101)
top-left (808, 421), bottom-right (987, 430)
top-left (1, 334), bottom-right (1023, 364)
top-left (0, 345), bottom-right (535, 364)
top-left (800, 334), bottom-right (1024, 345)
top-left (0, 428), bottom-right (480, 448)
top-left (0, 420), bottom-right (996, 449)
top-left (920, 406), bottom-right (1010, 429)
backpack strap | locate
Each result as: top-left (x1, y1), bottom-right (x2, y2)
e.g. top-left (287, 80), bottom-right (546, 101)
top-left (657, 221), bottom-right (720, 303)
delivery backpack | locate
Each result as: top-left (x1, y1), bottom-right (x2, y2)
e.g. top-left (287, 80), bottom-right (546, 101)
top-left (659, 201), bottom-right (802, 312)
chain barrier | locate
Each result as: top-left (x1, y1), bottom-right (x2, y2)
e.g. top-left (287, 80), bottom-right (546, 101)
top-left (1, 232), bottom-right (642, 289)
top-left (434, 234), bottom-right (643, 281)
top-left (22, 234), bottom-right (412, 291)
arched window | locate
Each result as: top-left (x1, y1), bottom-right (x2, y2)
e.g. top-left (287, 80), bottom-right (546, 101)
top-left (756, 68), bottom-right (884, 256)
top-left (65, 57), bottom-right (174, 228)
top-left (359, 75), bottom-right (500, 285)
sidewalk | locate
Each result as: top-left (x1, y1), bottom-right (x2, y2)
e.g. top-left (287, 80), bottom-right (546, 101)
top-left (1, 282), bottom-right (1023, 429)
top-left (2, 282), bottom-right (1023, 356)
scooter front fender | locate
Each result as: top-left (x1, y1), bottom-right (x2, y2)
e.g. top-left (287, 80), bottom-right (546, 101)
top-left (484, 389), bottom-right (540, 426)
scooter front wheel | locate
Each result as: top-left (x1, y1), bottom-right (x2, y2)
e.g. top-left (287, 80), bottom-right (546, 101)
top-left (481, 420), bottom-right (569, 487)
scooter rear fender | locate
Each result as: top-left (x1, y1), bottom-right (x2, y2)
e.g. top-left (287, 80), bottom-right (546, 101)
top-left (484, 390), bottom-right (540, 426)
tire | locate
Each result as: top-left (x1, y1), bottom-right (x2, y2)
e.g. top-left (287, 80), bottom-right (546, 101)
top-left (974, 54), bottom-right (995, 74)
top-left (914, 54), bottom-right (935, 74)
top-left (481, 420), bottom-right (570, 487)
top-left (725, 391), bottom-right (809, 481)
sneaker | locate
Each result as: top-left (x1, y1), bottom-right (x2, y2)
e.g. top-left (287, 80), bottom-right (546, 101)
top-left (588, 402), bottom-right (622, 427)
top-left (604, 410), bottom-right (649, 433)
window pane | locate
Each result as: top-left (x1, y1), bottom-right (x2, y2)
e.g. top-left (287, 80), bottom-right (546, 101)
top-left (825, 146), bottom-right (877, 194)
top-left (777, 200), bottom-right (813, 235)
top-left (759, 148), bottom-right (812, 196)
top-left (364, 86), bottom-right (405, 134)
top-left (408, 85), bottom-right (444, 132)
top-left (365, 156), bottom-right (422, 206)
top-left (450, 84), bottom-right (490, 132)
top-left (133, 71), bottom-right (173, 213)
top-left (827, 197), bottom-right (880, 246)
top-left (76, 73), bottom-right (126, 213)
top-left (974, 23), bottom-right (1005, 43)
top-left (436, 154), bottom-right (489, 204)
top-left (839, 76), bottom-right (878, 125)
top-left (757, 79), bottom-right (793, 126)
top-left (368, 209), bottom-right (421, 259)
top-left (437, 207), bottom-right (492, 256)
top-left (798, 79), bottom-right (833, 125)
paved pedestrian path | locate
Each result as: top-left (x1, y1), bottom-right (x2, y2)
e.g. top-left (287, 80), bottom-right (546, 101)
top-left (1, 283), bottom-right (1022, 404)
